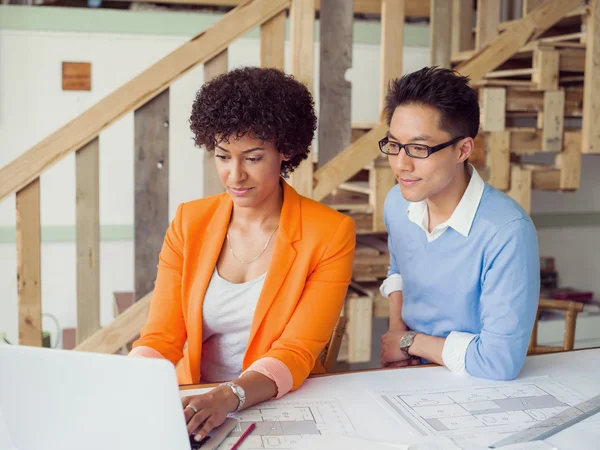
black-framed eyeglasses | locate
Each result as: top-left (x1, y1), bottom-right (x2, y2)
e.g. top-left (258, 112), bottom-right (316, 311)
top-left (378, 136), bottom-right (465, 159)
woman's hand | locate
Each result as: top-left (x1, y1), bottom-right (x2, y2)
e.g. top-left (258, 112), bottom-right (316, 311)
top-left (181, 385), bottom-right (239, 442)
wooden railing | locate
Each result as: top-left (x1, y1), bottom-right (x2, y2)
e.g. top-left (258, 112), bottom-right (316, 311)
top-left (2, 0), bottom-right (293, 347)
top-left (4, 0), bottom-right (598, 354)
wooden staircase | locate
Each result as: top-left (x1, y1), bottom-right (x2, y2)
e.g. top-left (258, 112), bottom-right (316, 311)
top-left (2, 0), bottom-right (598, 368)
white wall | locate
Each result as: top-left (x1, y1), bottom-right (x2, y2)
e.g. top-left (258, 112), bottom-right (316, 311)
top-left (0, 28), bottom-right (430, 345)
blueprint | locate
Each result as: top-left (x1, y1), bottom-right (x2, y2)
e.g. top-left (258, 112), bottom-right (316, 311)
top-left (373, 376), bottom-right (594, 449)
top-left (218, 399), bottom-right (355, 449)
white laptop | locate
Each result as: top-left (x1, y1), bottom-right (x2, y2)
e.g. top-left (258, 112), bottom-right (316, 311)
top-left (0, 345), bottom-right (192, 450)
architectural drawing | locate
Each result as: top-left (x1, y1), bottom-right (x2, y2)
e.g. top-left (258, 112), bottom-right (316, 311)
top-left (218, 399), bottom-right (355, 449)
top-left (373, 377), bottom-right (595, 448)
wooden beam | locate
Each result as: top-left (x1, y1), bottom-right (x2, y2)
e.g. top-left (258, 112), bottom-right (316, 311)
top-left (16, 178), bottom-right (42, 347)
top-left (582, 0), bottom-right (600, 154)
top-left (522, 0), bottom-right (544, 15)
top-left (0, 0), bottom-right (291, 203)
top-left (134, 89), bottom-right (169, 301)
top-left (475, 0), bottom-right (500, 50)
top-left (529, 164), bottom-right (561, 190)
top-left (505, 87), bottom-right (583, 115)
top-left (370, 160), bottom-right (396, 232)
top-left (430, 0), bottom-right (452, 68)
top-left (455, 0), bottom-right (582, 85)
top-left (532, 46), bottom-right (559, 90)
top-left (75, 291), bottom-right (153, 354)
top-left (508, 165), bottom-right (532, 214)
top-left (318, 0), bottom-right (352, 167)
top-left (203, 50), bottom-right (228, 197)
top-left (485, 130), bottom-right (510, 190)
top-left (480, 87), bottom-right (506, 132)
top-left (313, 122), bottom-right (387, 201)
top-left (380, 0), bottom-right (404, 117)
top-left (556, 130), bottom-right (582, 189)
top-left (452, 0), bottom-right (474, 54)
top-left (346, 294), bottom-right (373, 363)
top-left (75, 137), bottom-right (101, 344)
top-left (542, 90), bottom-right (565, 152)
top-left (260, 10), bottom-right (286, 70)
top-left (288, 0), bottom-right (315, 197)
top-left (126, 0), bottom-right (431, 17)
top-left (510, 128), bottom-right (542, 154)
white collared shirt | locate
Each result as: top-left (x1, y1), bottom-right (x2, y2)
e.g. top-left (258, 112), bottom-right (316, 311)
top-left (381, 164), bottom-right (485, 374)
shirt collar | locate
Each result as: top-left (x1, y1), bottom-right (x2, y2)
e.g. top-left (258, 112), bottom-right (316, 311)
top-left (406, 164), bottom-right (485, 238)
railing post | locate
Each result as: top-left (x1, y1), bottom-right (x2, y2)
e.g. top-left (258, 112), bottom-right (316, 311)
top-left (76, 137), bottom-right (101, 344)
top-left (134, 89), bottom-right (169, 301)
top-left (203, 50), bottom-right (228, 197)
top-left (288, 0), bottom-right (315, 198)
top-left (16, 178), bottom-right (42, 346)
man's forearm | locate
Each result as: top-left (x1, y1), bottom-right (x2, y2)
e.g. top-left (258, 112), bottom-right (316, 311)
top-left (388, 291), bottom-right (408, 331)
top-left (409, 333), bottom-right (445, 366)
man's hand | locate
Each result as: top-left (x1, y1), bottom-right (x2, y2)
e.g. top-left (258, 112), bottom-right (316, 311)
top-left (182, 385), bottom-right (239, 441)
top-left (380, 329), bottom-right (413, 367)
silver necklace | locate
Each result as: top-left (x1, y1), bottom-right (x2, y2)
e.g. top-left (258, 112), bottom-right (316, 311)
top-left (227, 226), bottom-right (279, 264)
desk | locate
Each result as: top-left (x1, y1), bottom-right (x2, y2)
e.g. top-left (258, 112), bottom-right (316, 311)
top-left (180, 349), bottom-right (600, 449)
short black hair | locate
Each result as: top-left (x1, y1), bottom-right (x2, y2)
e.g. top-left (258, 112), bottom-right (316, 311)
top-left (384, 66), bottom-right (480, 139)
top-left (189, 66), bottom-right (317, 177)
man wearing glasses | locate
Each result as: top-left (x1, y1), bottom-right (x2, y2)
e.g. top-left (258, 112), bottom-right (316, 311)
top-left (378, 67), bottom-right (540, 380)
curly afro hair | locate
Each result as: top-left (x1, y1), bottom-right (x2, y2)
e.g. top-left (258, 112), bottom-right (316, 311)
top-left (189, 66), bottom-right (317, 177)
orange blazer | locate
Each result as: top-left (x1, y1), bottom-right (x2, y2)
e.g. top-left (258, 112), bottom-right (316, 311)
top-left (132, 180), bottom-right (356, 389)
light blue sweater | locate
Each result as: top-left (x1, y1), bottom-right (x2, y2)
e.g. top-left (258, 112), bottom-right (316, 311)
top-left (384, 183), bottom-right (540, 380)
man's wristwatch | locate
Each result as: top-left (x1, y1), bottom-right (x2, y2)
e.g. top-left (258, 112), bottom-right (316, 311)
top-left (399, 331), bottom-right (418, 357)
top-left (220, 382), bottom-right (246, 412)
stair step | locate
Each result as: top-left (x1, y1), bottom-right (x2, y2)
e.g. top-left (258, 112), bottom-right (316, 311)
top-left (339, 181), bottom-right (371, 195)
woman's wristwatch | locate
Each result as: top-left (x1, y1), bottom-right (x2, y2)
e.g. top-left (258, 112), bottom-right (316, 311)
top-left (220, 381), bottom-right (246, 412)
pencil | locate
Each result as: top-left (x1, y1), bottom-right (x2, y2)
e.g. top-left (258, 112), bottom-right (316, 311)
top-left (230, 422), bottom-right (256, 450)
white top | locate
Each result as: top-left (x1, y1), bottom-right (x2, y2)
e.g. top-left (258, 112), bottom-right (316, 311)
top-left (379, 165), bottom-right (485, 374)
top-left (200, 269), bottom-right (266, 383)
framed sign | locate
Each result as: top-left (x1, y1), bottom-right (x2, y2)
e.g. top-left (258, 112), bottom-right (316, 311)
top-left (62, 62), bottom-right (91, 91)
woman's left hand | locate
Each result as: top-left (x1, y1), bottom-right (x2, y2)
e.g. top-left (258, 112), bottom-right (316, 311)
top-left (182, 385), bottom-right (239, 442)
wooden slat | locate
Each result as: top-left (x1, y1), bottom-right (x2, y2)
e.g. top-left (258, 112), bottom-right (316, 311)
top-left (339, 181), bottom-right (371, 195)
top-left (203, 50), bottom-right (228, 197)
top-left (379, 0), bottom-right (404, 117)
top-left (16, 178), bottom-right (42, 347)
top-left (475, 0), bottom-right (500, 50)
top-left (510, 128), bottom-right (542, 154)
top-left (529, 165), bottom-right (561, 190)
top-left (508, 165), bottom-right (532, 214)
top-left (134, 89), bottom-right (169, 301)
top-left (485, 130), bottom-right (510, 190)
top-left (0, 0), bottom-right (290, 203)
top-left (313, 123), bottom-right (387, 201)
top-left (318, 0), bottom-right (353, 166)
top-left (346, 294), bottom-right (373, 363)
top-left (505, 88), bottom-right (583, 115)
top-left (430, 0), bottom-right (452, 68)
top-left (287, 0), bottom-right (315, 197)
top-left (75, 137), bottom-right (100, 344)
top-left (452, 0), bottom-right (474, 54)
top-left (532, 47), bottom-right (559, 90)
top-left (522, 0), bottom-right (544, 15)
top-left (480, 87), bottom-right (506, 131)
top-left (485, 68), bottom-right (535, 79)
top-left (455, 0), bottom-right (582, 85)
top-left (370, 164), bottom-right (396, 232)
top-left (542, 90), bottom-right (565, 152)
top-left (582, 0), bottom-right (600, 153)
top-left (260, 10), bottom-right (286, 69)
top-left (556, 130), bottom-right (582, 189)
top-left (75, 291), bottom-right (153, 354)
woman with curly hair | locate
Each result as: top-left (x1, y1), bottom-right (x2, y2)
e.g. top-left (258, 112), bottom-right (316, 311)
top-left (130, 67), bottom-right (356, 441)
